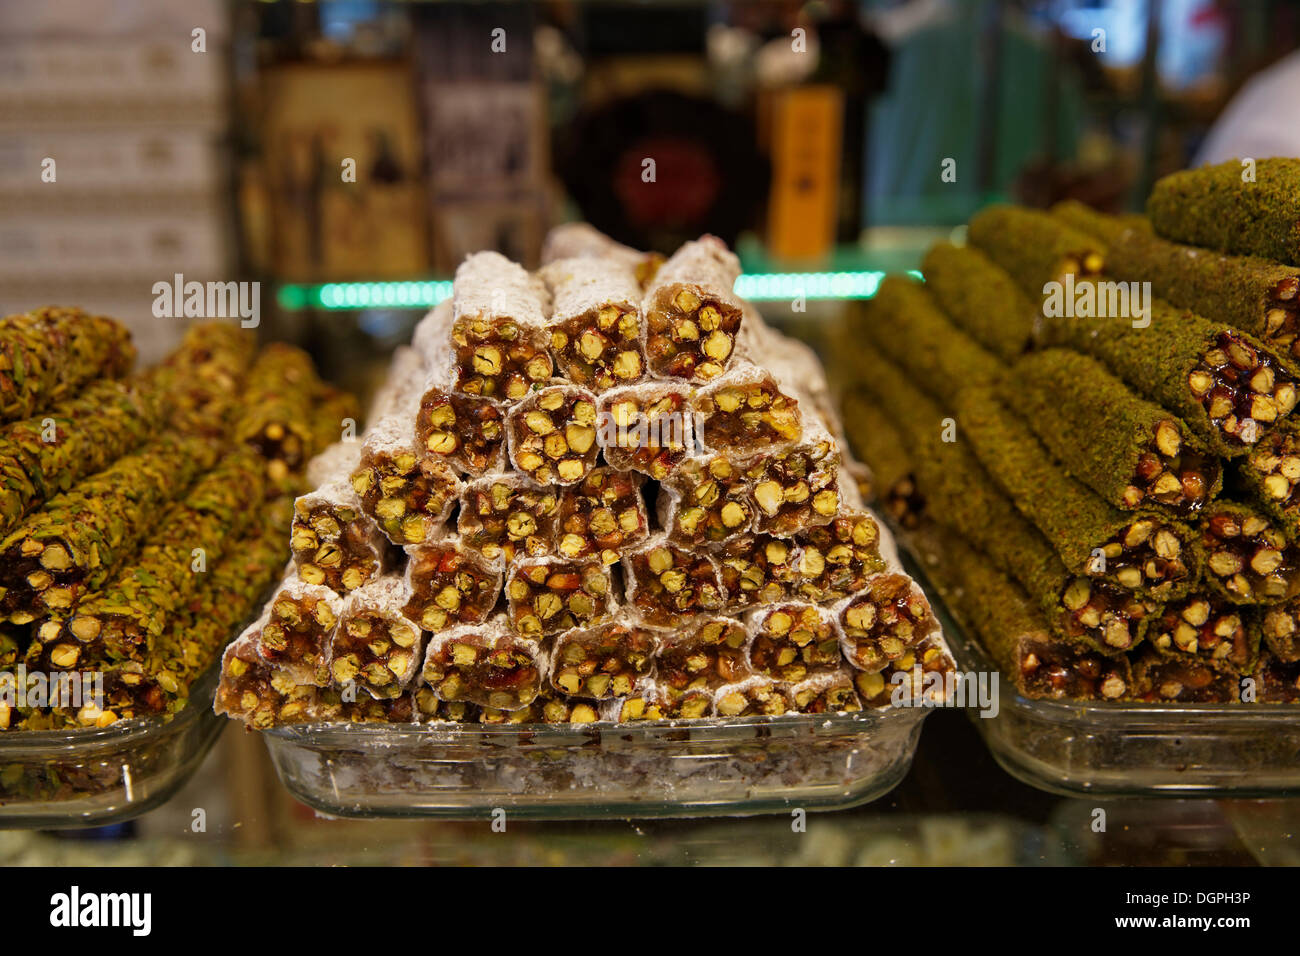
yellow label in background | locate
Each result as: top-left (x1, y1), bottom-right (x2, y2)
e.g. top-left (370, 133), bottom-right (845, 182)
top-left (767, 85), bottom-right (844, 264)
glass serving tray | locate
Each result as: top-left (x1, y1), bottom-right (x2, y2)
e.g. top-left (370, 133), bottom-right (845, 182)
top-left (261, 704), bottom-right (930, 820)
top-left (906, 552), bottom-right (1300, 799)
top-left (0, 663), bottom-right (226, 829)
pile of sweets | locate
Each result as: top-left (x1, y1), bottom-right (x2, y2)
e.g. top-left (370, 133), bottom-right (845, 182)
top-left (838, 157), bottom-right (1300, 705)
top-left (0, 313), bottom-right (358, 731)
top-left (216, 225), bottom-right (955, 730)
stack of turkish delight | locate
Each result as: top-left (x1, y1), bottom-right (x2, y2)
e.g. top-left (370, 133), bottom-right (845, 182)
top-left (217, 227), bottom-right (953, 730)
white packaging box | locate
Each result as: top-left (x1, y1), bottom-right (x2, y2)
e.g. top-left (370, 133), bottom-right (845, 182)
top-left (0, 128), bottom-right (224, 194)
top-left (0, 214), bottom-right (228, 282)
top-left (0, 38), bottom-right (226, 127)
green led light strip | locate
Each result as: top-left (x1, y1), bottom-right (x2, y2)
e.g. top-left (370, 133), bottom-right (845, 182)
top-left (276, 270), bottom-right (921, 311)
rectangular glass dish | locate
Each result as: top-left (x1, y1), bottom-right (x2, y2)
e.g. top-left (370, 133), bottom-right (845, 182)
top-left (262, 705), bottom-right (930, 820)
top-left (0, 663), bottom-right (226, 829)
top-left (917, 562), bottom-right (1300, 798)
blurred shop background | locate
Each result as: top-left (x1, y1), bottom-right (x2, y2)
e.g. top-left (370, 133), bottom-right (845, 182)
top-left (4, 0), bottom-right (1299, 391)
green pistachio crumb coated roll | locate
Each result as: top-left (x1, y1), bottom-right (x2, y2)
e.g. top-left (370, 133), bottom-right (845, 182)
top-left (1010, 349), bottom-right (1220, 515)
top-left (1200, 500), bottom-right (1300, 605)
top-left (1147, 158), bottom-right (1300, 266)
top-left (31, 492), bottom-right (288, 728)
top-left (0, 376), bottom-right (161, 537)
top-left (864, 275), bottom-right (1003, 407)
top-left (1079, 213), bottom-right (1300, 364)
top-left (1148, 594), bottom-right (1261, 675)
top-left (233, 343), bottom-right (322, 486)
top-left (839, 387), bottom-right (922, 528)
top-left (0, 435), bottom-right (219, 622)
top-left (30, 447), bottom-right (267, 672)
top-left (0, 306), bottom-right (135, 425)
top-left (910, 524), bottom-right (1132, 700)
top-left (967, 204), bottom-right (1105, 301)
top-left (855, 349), bottom-right (1156, 654)
top-left (1047, 199), bottom-right (1145, 247)
top-left (958, 386), bottom-right (1198, 601)
top-left (920, 241), bottom-right (1037, 361)
top-left (1039, 292), bottom-right (1299, 456)
top-left (152, 322), bottom-right (257, 438)
top-left (1132, 646), bottom-right (1243, 703)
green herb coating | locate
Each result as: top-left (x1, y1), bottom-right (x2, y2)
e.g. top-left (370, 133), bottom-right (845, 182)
top-left (920, 241), bottom-right (1037, 362)
top-left (0, 378), bottom-right (162, 537)
top-left (1047, 199), bottom-right (1146, 247)
top-left (846, 343), bottom-right (1153, 655)
top-left (0, 306), bottom-right (135, 424)
top-left (910, 524), bottom-right (1133, 700)
top-left (867, 275), bottom-right (1002, 407)
top-left (1038, 292), bottom-right (1298, 457)
top-left (1009, 349), bottom-right (1221, 514)
top-left (0, 436), bottom-right (219, 621)
top-left (1147, 158), bottom-right (1300, 266)
top-left (967, 204), bottom-right (1105, 301)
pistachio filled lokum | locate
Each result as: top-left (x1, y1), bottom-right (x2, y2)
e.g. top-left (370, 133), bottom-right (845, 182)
top-left (656, 615), bottom-right (752, 693)
top-left (743, 601), bottom-right (840, 683)
top-left (741, 413), bottom-right (841, 536)
top-left (831, 574), bottom-right (938, 674)
top-left (421, 616), bottom-right (546, 711)
top-left (642, 236), bottom-right (745, 382)
top-left (691, 361), bottom-right (802, 458)
top-left (597, 382), bottom-right (695, 479)
top-left (788, 668), bottom-right (862, 714)
top-left (549, 620), bottom-right (660, 699)
top-left (402, 539), bottom-right (501, 634)
top-left (457, 474), bottom-right (559, 566)
top-left (541, 257), bottom-right (647, 391)
top-left (448, 251), bottom-right (553, 400)
top-left (622, 538), bottom-right (726, 626)
top-left (329, 575), bottom-right (423, 700)
top-left (352, 383), bottom-right (462, 547)
top-left (505, 384), bottom-right (600, 485)
top-left (554, 467), bottom-right (648, 564)
top-left (505, 556), bottom-right (613, 639)
top-left (659, 453), bottom-right (755, 546)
